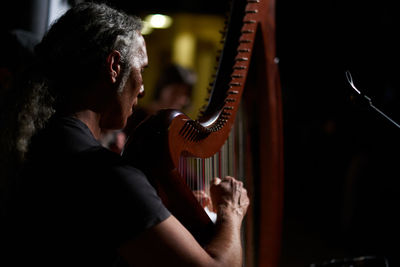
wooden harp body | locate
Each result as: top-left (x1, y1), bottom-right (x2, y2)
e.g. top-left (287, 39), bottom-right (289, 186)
top-left (123, 0), bottom-right (284, 266)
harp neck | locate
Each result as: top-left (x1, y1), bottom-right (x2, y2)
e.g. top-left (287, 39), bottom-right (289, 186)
top-left (168, 0), bottom-right (262, 161)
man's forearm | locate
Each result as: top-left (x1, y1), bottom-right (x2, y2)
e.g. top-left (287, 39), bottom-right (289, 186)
top-left (204, 211), bottom-right (244, 267)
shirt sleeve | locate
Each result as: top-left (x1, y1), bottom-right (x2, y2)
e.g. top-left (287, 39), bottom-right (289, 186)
top-left (81, 148), bottom-right (171, 246)
top-left (107, 164), bottom-right (171, 244)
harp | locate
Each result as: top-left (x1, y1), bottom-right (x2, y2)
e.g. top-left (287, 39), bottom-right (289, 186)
top-left (123, 0), bottom-right (284, 266)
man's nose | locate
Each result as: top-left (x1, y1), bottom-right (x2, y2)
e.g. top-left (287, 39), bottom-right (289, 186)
top-left (138, 85), bottom-right (145, 98)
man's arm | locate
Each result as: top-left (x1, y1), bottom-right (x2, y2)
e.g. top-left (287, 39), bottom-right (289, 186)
top-left (118, 176), bottom-right (249, 267)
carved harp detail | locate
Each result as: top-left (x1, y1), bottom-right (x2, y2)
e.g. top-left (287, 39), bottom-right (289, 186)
top-left (123, 0), bottom-right (283, 266)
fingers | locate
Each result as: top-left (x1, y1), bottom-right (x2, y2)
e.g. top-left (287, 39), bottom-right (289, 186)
top-left (213, 176), bottom-right (241, 185)
top-left (219, 176), bottom-right (244, 197)
top-left (209, 176), bottom-right (249, 214)
top-left (239, 187), bottom-right (250, 207)
top-left (212, 176), bottom-right (243, 191)
top-left (212, 177), bottom-right (221, 185)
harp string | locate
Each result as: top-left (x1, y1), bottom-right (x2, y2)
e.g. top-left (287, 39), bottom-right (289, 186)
top-left (178, 105), bottom-right (246, 211)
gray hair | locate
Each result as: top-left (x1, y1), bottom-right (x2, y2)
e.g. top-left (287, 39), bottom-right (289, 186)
top-left (36, 2), bottom-right (143, 98)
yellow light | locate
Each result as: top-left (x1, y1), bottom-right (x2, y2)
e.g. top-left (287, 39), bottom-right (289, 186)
top-left (144, 14), bottom-right (173, 29)
top-left (141, 21), bottom-right (153, 35)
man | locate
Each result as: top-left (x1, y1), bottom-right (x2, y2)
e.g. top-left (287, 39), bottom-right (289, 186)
top-left (5, 2), bottom-right (249, 267)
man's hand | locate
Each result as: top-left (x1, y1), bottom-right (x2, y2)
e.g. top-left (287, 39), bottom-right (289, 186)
top-left (210, 176), bottom-right (250, 222)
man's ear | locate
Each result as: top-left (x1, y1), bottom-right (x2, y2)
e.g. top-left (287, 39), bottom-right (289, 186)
top-left (106, 50), bottom-right (121, 83)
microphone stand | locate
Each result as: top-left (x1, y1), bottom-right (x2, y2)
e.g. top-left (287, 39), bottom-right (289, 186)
top-left (345, 70), bottom-right (400, 129)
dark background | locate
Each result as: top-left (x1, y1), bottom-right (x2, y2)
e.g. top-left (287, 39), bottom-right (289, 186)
top-left (2, 0), bottom-right (400, 266)
top-left (276, 0), bottom-right (400, 266)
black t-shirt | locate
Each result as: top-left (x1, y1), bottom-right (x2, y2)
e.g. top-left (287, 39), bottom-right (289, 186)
top-left (7, 116), bottom-right (170, 266)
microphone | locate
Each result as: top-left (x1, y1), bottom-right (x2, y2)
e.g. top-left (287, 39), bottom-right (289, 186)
top-left (345, 70), bottom-right (400, 129)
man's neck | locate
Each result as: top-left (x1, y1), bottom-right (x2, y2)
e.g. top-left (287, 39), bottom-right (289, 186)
top-left (72, 110), bottom-right (102, 139)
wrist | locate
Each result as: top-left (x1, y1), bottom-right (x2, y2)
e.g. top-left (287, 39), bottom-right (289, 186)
top-left (216, 205), bottom-right (243, 228)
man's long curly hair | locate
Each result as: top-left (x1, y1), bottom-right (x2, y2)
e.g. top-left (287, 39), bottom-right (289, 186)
top-left (0, 2), bottom-right (142, 202)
